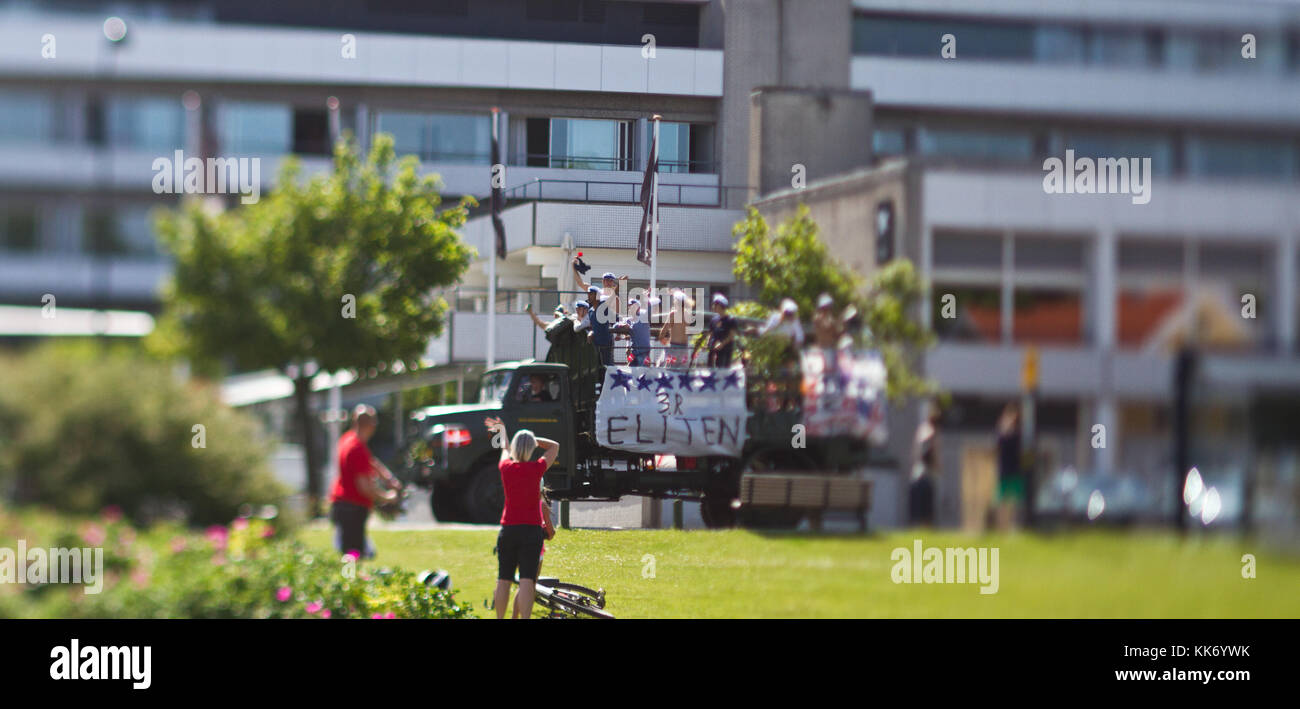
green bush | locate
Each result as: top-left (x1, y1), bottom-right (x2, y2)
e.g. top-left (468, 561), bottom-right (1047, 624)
top-left (0, 343), bottom-right (286, 526)
top-left (0, 509), bottom-right (471, 620)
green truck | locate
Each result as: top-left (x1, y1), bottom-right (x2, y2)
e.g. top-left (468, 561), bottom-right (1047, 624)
top-left (403, 357), bottom-right (890, 528)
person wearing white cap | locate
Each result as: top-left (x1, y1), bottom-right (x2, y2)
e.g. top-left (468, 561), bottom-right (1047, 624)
top-left (658, 289), bottom-right (695, 367)
top-left (761, 298), bottom-right (805, 347)
top-left (813, 292), bottom-right (841, 349)
top-left (617, 296), bottom-right (653, 366)
top-left (692, 293), bottom-right (738, 368)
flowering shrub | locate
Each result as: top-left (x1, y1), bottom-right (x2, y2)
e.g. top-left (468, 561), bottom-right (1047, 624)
top-left (0, 507), bottom-right (471, 620)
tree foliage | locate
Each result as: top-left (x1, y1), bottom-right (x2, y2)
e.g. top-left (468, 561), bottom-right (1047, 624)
top-left (731, 204), bottom-right (937, 400)
top-left (150, 133), bottom-right (476, 375)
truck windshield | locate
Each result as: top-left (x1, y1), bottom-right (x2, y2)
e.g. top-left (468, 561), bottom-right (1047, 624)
top-left (479, 371), bottom-right (512, 404)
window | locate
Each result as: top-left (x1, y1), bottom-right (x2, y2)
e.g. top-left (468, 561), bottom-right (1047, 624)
top-left (918, 127), bottom-right (1035, 163)
top-left (479, 371), bottom-right (513, 404)
top-left (931, 285), bottom-right (1002, 343)
top-left (526, 0), bottom-right (605, 22)
top-left (658, 122), bottom-right (714, 173)
top-left (376, 111), bottom-right (491, 163)
top-left (82, 206), bottom-right (157, 257)
top-left (0, 91), bottom-right (55, 144)
top-left (516, 372), bottom-right (560, 404)
top-left (1187, 136), bottom-right (1297, 179)
top-left (1087, 28), bottom-right (1161, 67)
top-left (292, 108), bottom-right (330, 156)
top-left (853, 14), bottom-right (1035, 60)
top-left (1199, 243), bottom-right (1272, 352)
top-left (1010, 289), bottom-right (1084, 345)
top-left (105, 95), bottom-right (185, 152)
top-left (1059, 130), bottom-right (1175, 176)
top-left (873, 127), bottom-right (906, 157)
top-left (548, 118), bottom-right (631, 170)
top-left (0, 207), bottom-right (40, 252)
top-left (219, 102), bottom-right (292, 156)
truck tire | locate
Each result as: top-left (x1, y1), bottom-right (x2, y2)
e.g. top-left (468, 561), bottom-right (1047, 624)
top-left (430, 482), bottom-right (466, 523)
top-left (700, 493), bottom-right (737, 529)
top-left (463, 463), bottom-right (504, 524)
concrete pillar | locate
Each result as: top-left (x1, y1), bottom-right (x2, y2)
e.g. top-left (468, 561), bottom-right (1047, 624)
top-left (1276, 235), bottom-right (1296, 355)
top-left (1094, 228), bottom-right (1117, 475)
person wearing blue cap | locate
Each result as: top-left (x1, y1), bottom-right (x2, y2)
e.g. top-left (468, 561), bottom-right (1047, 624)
top-left (618, 297), bottom-right (653, 366)
top-left (571, 256), bottom-right (625, 320)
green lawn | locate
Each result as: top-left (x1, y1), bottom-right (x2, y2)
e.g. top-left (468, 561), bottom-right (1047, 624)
top-left (299, 525), bottom-right (1300, 619)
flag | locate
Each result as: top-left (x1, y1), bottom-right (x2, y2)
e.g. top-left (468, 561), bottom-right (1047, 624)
top-left (490, 110), bottom-right (507, 260)
top-left (636, 131), bottom-right (658, 267)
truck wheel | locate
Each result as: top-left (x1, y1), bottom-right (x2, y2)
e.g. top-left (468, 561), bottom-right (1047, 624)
top-left (430, 483), bottom-right (466, 523)
top-left (462, 463), bottom-right (504, 524)
top-left (700, 493), bottom-right (737, 528)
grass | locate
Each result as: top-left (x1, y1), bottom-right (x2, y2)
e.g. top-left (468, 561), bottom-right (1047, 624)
top-left (299, 524), bottom-right (1300, 619)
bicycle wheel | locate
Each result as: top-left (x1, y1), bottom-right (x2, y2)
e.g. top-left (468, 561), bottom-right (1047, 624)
top-left (546, 581), bottom-right (606, 609)
top-left (548, 589), bottom-right (615, 619)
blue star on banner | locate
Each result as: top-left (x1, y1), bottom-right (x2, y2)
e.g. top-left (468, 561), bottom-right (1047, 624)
top-left (697, 372), bottom-right (718, 391)
top-left (677, 372), bottom-right (695, 391)
top-left (635, 374), bottom-right (654, 391)
top-left (654, 373), bottom-right (674, 391)
top-left (610, 369), bottom-right (634, 391)
top-left (722, 371), bottom-right (742, 390)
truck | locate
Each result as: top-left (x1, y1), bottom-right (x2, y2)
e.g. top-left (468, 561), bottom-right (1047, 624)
top-left (402, 353), bottom-right (891, 528)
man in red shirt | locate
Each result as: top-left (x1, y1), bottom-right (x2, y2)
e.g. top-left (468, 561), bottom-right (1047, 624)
top-left (329, 405), bottom-right (401, 559)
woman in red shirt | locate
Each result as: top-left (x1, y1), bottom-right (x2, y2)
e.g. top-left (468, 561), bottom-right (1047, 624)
top-left (485, 416), bottom-right (559, 620)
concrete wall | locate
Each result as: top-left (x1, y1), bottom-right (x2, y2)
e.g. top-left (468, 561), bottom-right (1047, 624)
top-left (748, 87), bottom-right (875, 197)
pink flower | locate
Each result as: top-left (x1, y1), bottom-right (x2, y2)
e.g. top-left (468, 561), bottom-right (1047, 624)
top-left (101, 505), bottom-right (123, 523)
top-left (204, 525), bottom-right (228, 550)
top-left (276, 587), bottom-right (292, 602)
top-left (260, 525), bottom-right (275, 538)
top-left (130, 568), bottom-right (150, 589)
top-left (344, 549), bottom-right (360, 561)
top-left (371, 613), bottom-right (384, 619)
top-left (371, 611), bottom-right (396, 619)
top-left (232, 518), bottom-right (249, 531)
top-left (81, 523), bottom-right (106, 546)
top-left (169, 537), bottom-right (187, 553)
top-left (385, 611), bottom-right (396, 619)
top-left (320, 609), bottom-right (331, 619)
top-left (305, 601), bottom-right (322, 614)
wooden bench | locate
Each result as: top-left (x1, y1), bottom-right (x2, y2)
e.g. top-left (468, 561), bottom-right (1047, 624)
top-left (739, 473), bottom-right (873, 531)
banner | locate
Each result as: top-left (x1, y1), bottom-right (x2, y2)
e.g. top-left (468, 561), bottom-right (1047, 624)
top-left (596, 366), bottom-right (746, 457)
top-left (802, 348), bottom-right (888, 443)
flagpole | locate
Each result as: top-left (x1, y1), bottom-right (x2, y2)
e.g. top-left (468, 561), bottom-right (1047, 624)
top-left (487, 107), bottom-right (499, 370)
top-left (649, 115), bottom-right (660, 315)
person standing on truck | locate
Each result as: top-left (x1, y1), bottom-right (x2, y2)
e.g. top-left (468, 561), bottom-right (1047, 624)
top-left (659, 289), bottom-right (693, 367)
top-left (586, 290), bottom-right (616, 367)
top-left (618, 297), bottom-right (653, 366)
top-left (571, 257), bottom-right (626, 319)
top-left (485, 416), bottom-right (559, 620)
top-left (693, 293), bottom-right (737, 368)
top-left (328, 405), bottom-right (401, 560)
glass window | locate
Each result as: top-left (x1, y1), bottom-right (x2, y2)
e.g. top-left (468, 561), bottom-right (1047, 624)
top-left (0, 207), bottom-right (40, 252)
top-left (1187, 136), bottom-right (1297, 179)
top-left (0, 90), bottom-right (55, 144)
top-left (1034, 25), bottom-right (1085, 63)
top-left (1087, 28), bottom-right (1160, 66)
top-left (106, 95), bottom-right (185, 152)
top-left (853, 14), bottom-right (1034, 60)
top-left (933, 231), bottom-right (1002, 269)
top-left (873, 127), bottom-right (906, 157)
top-left (658, 122), bottom-right (713, 173)
top-left (375, 111), bottom-right (491, 163)
top-left (1060, 131), bottom-right (1175, 176)
top-left (219, 102), bottom-right (291, 156)
top-left (550, 118), bottom-right (629, 170)
top-left (931, 285), bottom-right (1002, 343)
top-left (1011, 289), bottom-right (1085, 345)
top-left (919, 127), bottom-right (1034, 163)
top-left (478, 370), bottom-right (513, 404)
top-left (1015, 237), bottom-right (1085, 271)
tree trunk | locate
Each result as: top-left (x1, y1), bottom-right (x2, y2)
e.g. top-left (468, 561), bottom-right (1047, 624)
top-left (293, 374), bottom-right (324, 518)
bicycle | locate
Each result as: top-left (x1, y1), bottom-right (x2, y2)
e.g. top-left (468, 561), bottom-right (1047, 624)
top-left (515, 574), bottom-right (614, 619)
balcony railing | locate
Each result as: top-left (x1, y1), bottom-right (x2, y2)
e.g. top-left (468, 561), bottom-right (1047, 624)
top-left (503, 178), bottom-right (747, 207)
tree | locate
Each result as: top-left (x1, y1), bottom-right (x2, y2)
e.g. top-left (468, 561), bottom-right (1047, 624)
top-left (150, 134), bottom-right (476, 515)
top-left (731, 204), bottom-right (936, 400)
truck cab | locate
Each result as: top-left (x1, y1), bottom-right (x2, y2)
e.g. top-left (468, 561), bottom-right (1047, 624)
top-left (405, 361), bottom-right (575, 523)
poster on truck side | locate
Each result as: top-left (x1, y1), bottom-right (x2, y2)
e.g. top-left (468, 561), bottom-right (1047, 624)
top-left (595, 366), bottom-right (747, 457)
top-left (802, 348), bottom-right (888, 443)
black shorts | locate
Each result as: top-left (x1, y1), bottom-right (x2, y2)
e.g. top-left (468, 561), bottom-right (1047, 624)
top-left (497, 524), bottom-right (546, 581)
top-left (330, 500), bottom-right (370, 558)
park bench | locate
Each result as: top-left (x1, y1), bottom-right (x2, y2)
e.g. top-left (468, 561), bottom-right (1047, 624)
top-left (739, 473), bottom-right (872, 531)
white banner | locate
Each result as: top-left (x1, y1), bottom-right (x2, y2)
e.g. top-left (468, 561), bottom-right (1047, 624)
top-left (595, 366), bottom-right (747, 457)
top-left (801, 348), bottom-right (888, 443)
